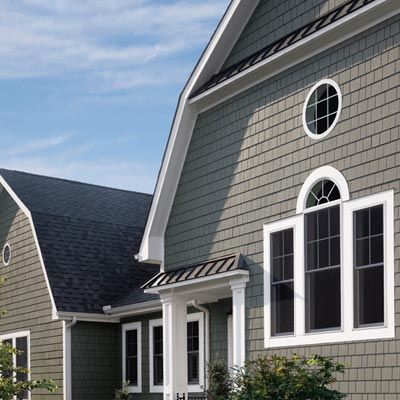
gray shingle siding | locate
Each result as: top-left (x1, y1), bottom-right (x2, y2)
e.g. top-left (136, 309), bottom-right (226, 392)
top-left (165, 13), bottom-right (400, 398)
top-left (71, 322), bottom-right (121, 400)
top-left (223, 0), bottom-right (350, 69)
top-left (0, 191), bottom-right (64, 399)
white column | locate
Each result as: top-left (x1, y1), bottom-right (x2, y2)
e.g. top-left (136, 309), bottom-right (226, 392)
top-left (230, 278), bottom-right (248, 367)
top-left (161, 293), bottom-right (188, 400)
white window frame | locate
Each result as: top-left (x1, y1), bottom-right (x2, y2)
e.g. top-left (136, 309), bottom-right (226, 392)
top-left (122, 322), bottom-right (142, 393)
top-left (0, 331), bottom-right (31, 400)
top-left (149, 318), bottom-right (164, 393)
top-left (302, 78), bottom-right (343, 140)
top-left (149, 313), bottom-right (205, 393)
top-left (264, 167), bottom-right (394, 348)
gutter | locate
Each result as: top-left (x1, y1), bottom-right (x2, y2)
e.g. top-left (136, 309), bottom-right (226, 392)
top-left (102, 300), bottom-right (162, 318)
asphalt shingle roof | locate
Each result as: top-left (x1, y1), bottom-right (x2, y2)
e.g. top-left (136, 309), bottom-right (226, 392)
top-left (0, 169), bottom-right (159, 313)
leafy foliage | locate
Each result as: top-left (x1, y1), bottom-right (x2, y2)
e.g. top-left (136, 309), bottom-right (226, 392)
top-left (0, 341), bottom-right (57, 400)
top-left (114, 381), bottom-right (130, 400)
top-left (207, 355), bottom-right (346, 400)
top-left (206, 359), bottom-right (232, 400)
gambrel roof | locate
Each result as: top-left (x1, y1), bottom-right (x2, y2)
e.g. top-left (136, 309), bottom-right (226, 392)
top-left (138, 0), bottom-right (399, 265)
top-left (0, 169), bottom-right (159, 314)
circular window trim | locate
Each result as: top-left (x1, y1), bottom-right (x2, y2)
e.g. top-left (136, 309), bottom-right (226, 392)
top-left (2, 243), bottom-right (11, 266)
top-left (302, 78), bottom-right (342, 140)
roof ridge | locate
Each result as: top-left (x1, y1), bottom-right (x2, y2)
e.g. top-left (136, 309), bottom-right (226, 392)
top-left (191, 0), bottom-right (374, 98)
top-left (31, 210), bottom-right (147, 231)
top-left (0, 168), bottom-right (153, 197)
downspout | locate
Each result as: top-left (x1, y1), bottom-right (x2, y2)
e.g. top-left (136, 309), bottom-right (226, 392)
top-left (189, 301), bottom-right (210, 391)
top-left (64, 317), bottom-right (77, 400)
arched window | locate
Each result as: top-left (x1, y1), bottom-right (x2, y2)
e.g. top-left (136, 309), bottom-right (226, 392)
top-left (264, 166), bottom-right (394, 348)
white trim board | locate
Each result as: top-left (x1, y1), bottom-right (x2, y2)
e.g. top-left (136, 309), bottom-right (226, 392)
top-left (137, 0), bottom-right (399, 265)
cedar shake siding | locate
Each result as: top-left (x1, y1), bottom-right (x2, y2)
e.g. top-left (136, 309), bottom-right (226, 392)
top-left (0, 190), bottom-right (64, 399)
top-left (71, 322), bottom-right (121, 400)
top-left (165, 12), bottom-right (400, 399)
top-left (223, 0), bottom-right (351, 69)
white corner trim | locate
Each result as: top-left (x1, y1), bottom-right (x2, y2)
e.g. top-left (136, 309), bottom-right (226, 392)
top-left (264, 189), bottom-right (395, 349)
top-left (122, 322), bottom-right (142, 393)
top-left (149, 318), bottom-right (164, 393)
top-left (136, 0), bottom-right (260, 265)
top-left (0, 175), bottom-right (58, 319)
top-left (296, 166), bottom-right (349, 214)
top-left (302, 79), bottom-right (343, 140)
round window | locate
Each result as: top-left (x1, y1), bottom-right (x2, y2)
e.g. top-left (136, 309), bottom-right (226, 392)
top-left (3, 244), bottom-right (11, 266)
top-left (303, 79), bottom-right (342, 139)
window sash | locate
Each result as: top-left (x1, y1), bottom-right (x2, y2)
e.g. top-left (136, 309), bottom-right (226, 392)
top-left (264, 190), bottom-right (394, 348)
top-left (122, 323), bottom-right (141, 393)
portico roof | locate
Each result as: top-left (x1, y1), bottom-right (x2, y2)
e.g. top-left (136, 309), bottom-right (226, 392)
top-left (142, 253), bottom-right (246, 290)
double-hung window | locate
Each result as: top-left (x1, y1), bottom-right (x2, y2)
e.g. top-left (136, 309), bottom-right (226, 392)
top-left (122, 322), bottom-right (142, 393)
top-left (150, 313), bottom-right (205, 393)
top-left (264, 166), bottom-right (394, 348)
top-left (1, 331), bottom-right (30, 400)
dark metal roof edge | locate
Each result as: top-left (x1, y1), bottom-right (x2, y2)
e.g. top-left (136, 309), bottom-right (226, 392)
top-left (142, 253), bottom-right (245, 290)
top-left (190, 0), bottom-right (375, 98)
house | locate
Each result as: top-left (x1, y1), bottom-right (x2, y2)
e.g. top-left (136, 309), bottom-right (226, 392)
top-left (1, 0), bottom-right (399, 399)
top-left (0, 169), bottom-right (160, 400)
top-left (137, 0), bottom-right (400, 399)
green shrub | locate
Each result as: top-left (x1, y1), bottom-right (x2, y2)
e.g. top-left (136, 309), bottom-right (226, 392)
top-left (231, 355), bottom-right (346, 400)
top-left (207, 355), bottom-right (346, 400)
top-left (206, 359), bottom-right (232, 400)
top-left (114, 381), bottom-right (130, 400)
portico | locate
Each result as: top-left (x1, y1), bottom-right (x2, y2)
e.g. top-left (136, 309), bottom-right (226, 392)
top-left (143, 254), bottom-right (249, 400)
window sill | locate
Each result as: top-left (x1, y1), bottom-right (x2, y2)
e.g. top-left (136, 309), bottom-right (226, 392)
top-left (150, 385), bottom-right (164, 393)
top-left (265, 325), bottom-right (394, 348)
top-left (127, 385), bottom-right (141, 394)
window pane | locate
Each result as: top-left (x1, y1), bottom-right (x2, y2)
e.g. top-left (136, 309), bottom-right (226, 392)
top-left (328, 95), bottom-right (339, 114)
top-left (330, 237), bottom-right (340, 267)
top-left (272, 232), bottom-right (283, 257)
top-left (371, 206), bottom-right (383, 235)
top-left (355, 238), bottom-right (369, 267)
top-left (306, 212), bottom-right (318, 241)
top-left (355, 209), bottom-right (369, 238)
top-left (153, 326), bottom-right (163, 385)
top-left (284, 255), bottom-right (293, 280)
top-left (355, 265), bottom-right (384, 326)
top-left (318, 209), bottom-right (329, 239)
top-left (371, 236), bottom-right (383, 265)
top-left (272, 282), bottom-right (294, 335)
top-left (272, 257), bottom-right (284, 282)
top-left (284, 230), bottom-right (293, 254)
top-left (306, 267), bottom-right (341, 331)
top-left (306, 242), bottom-right (318, 271)
top-left (188, 353), bottom-right (199, 384)
top-left (126, 358), bottom-right (138, 386)
top-left (318, 239), bottom-right (329, 268)
top-left (330, 206), bottom-right (340, 236)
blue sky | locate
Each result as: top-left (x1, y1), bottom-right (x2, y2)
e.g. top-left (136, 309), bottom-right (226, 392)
top-left (0, 0), bottom-right (229, 193)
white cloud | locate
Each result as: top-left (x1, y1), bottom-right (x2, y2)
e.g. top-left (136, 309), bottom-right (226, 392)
top-left (5, 133), bottom-right (72, 156)
top-left (0, 0), bottom-right (228, 88)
